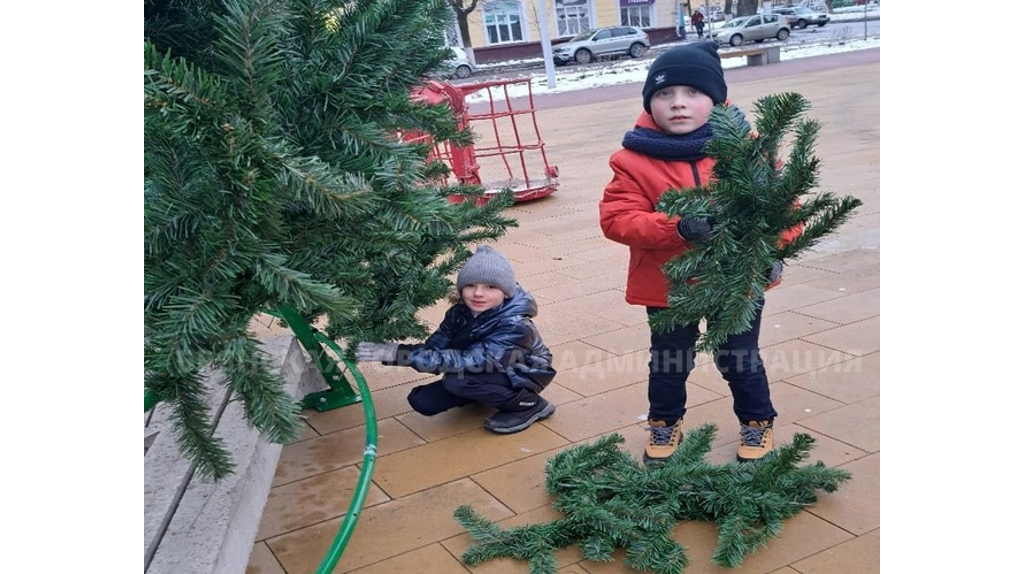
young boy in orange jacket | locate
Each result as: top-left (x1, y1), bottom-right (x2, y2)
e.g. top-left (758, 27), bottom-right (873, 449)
top-left (599, 42), bottom-right (792, 465)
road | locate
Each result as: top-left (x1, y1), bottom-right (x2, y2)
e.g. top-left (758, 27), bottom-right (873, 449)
top-left (779, 18), bottom-right (880, 42)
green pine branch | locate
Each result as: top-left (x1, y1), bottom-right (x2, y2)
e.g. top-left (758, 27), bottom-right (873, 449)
top-left (145, 0), bottom-right (516, 479)
top-left (217, 335), bottom-right (304, 444)
top-left (653, 92), bottom-right (863, 353)
top-left (455, 426), bottom-right (851, 573)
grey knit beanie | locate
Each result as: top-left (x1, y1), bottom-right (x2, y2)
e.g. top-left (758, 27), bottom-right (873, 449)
top-left (456, 245), bottom-right (516, 298)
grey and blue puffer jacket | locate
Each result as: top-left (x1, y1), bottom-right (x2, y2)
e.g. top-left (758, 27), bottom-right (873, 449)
top-left (390, 285), bottom-right (556, 393)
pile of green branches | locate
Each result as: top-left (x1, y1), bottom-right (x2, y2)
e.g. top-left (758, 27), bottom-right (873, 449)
top-left (455, 425), bottom-right (851, 573)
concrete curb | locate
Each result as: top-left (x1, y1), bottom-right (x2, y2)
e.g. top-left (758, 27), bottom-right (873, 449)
top-left (144, 335), bottom-right (325, 574)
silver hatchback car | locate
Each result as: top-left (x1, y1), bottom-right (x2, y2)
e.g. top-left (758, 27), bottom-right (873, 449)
top-left (711, 14), bottom-right (791, 47)
top-left (773, 7), bottom-right (830, 29)
top-left (552, 25), bottom-right (650, 66)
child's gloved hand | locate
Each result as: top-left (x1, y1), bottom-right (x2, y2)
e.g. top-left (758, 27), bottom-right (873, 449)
top-left (764, 260), bottom-right (784, 284)
top-left (677, 217), bottom-right (716, 242)
top-left (355, 342), bottom-right (399, 362)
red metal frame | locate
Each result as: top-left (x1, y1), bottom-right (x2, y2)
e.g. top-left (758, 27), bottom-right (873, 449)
top-left (408, 78), bottom-right (558, 203)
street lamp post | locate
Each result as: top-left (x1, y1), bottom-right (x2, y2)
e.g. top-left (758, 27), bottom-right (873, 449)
top-left (863, 0), bottom-right (868, 40)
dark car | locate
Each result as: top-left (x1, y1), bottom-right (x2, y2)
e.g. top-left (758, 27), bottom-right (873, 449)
top-left (773, 7), bottom-right (831, 29)
top-left (552, 26), bottom-right (650, 65)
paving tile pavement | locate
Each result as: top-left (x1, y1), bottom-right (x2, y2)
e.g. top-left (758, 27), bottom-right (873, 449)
top-left (247, 49), bottom-right (880, 574)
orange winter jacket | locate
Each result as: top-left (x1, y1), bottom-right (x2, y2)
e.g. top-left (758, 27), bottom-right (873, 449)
top-left (599, 110), bottom-right (801, 308)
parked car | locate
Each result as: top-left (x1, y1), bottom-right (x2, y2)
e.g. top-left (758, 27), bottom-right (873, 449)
top-left (711, 14), bottom-right (790, 47)
top-left (444, 46), bottom-right (474, 79)
top-left (773, 7), bottom-right (830, 29)
top-left (552, 26), bottom-right (650, 66)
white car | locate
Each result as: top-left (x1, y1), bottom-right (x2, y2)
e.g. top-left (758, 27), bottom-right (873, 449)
top-left (773, 7), bottom-right (831, 29)
top-left (445, 46), bottom-right (474, 79)
top-left (552, 26), bottom-right (650, 66)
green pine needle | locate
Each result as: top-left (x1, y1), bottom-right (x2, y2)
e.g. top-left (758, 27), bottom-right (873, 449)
top-left (455, 425), bottom-right (851, 573)
top-left (653, 92), bottom-right (863, 353)
top-left (145, 0), bottom-right (516, 479)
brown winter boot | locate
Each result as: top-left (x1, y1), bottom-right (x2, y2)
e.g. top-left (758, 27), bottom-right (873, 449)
top-left (736, 420), bottom-right (774, 462)
top-left (643, 419), bottom-right (682, 465)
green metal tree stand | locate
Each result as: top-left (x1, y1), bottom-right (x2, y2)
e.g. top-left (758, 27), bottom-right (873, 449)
top-left (266, 306), bottom-right (363, 412)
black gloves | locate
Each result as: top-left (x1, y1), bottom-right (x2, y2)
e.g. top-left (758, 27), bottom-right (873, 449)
top-left (765, 260), bottom-right (784, 283)
top-left (677, 217), bottom-right (716, 242)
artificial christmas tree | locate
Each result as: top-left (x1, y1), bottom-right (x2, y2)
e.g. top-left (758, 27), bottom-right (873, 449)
top-left (144, 0), bottom-right (516, 479)
top-left (653, 92), bottom-right (863, 352)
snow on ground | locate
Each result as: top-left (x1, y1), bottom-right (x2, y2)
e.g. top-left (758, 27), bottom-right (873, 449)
top-left (464, 8), bottom-right (880, 103)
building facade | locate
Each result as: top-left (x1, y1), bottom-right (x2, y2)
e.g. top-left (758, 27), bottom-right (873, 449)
top-left (455, 0), bottom-right (830, 64)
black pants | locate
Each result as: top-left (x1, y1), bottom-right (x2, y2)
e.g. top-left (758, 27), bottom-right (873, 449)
top-left (695, 23), bottom-right (705, 38)
top-left (646, 302), bottom-right (777, 426)
top-left (407, 371), bottom-right (530, 416)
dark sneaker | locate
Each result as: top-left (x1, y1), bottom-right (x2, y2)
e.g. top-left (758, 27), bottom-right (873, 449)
top-left (736, 420), bottom-right (774, 462)
top-left (483, 397), bottom-right (555, 434)
top-left (643, 419), bottom-right (682, 465)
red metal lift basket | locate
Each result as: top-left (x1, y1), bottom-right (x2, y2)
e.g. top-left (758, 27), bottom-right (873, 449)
top-left (408, 78), bottom-right (559, 203)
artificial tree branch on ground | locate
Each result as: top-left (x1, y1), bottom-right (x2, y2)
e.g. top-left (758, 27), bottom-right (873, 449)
top-left (455, 426), bottom-right (851, 573)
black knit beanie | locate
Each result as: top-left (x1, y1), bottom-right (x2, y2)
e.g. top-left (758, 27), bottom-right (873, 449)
top-left (456, 245), bottom-right (517, 298)
top-left (642, 42), bottom-right (727, 113)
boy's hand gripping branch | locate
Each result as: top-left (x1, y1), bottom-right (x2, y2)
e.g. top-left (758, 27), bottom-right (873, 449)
top-left (677, 216), bottom-right (716, 242)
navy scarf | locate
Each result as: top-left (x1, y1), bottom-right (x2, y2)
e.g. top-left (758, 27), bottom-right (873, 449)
top-left (621, 106), bottom-right (748, 162)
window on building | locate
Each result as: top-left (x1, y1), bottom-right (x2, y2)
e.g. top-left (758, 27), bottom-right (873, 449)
top-left (443, 19), bottom-right (462, 47)
top-left (555, 0), bottom-right (590, 37)
top-left (620, 3), bottom-right (652, 28)
top-left (483, 1), bottom-right (525, 45)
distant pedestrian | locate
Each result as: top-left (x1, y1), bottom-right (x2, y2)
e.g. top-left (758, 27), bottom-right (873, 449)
top-left (692, 10), bottom-right (706, 39)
